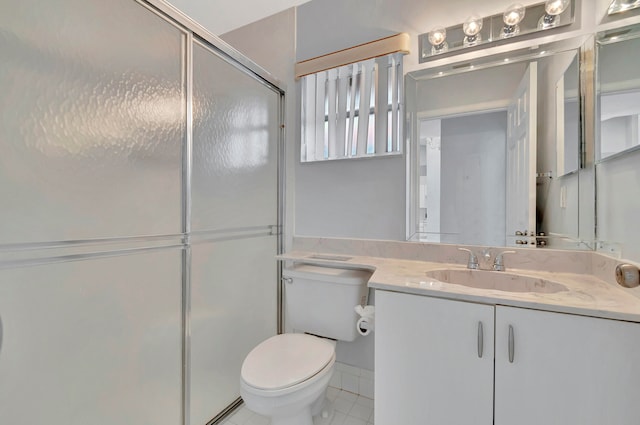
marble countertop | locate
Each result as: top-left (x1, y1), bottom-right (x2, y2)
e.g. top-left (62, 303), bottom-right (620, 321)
top-left (278, 250), bottom-right (640, 323)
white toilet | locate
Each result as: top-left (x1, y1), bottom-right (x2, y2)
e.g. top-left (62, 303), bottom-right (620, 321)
top-left (240, 264), bottom-right (371, 425)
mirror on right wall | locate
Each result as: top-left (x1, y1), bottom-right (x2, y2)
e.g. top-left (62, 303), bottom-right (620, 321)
top-left (595, 23), bottom-right (640, 262)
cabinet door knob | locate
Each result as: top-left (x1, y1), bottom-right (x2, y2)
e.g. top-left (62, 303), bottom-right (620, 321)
top-left (508, 325), bottom-right (515, 363)
top-left (477, 321), bottom-right (484, 358)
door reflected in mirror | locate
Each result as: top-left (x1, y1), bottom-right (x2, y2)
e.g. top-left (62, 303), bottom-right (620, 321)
top-left (407, 40), bottom-right (590, 249)
top-left (597, 30), bottom-right (640, 161)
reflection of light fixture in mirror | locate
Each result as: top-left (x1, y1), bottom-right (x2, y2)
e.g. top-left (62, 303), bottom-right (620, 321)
top-left (463, 15), bottom-right (483, 46)
top-left (428, 27), bottom-right (448, 54)
top-left (538, 0), bottom-right (570, 29)
top-left (608, 0), bottom-right (640, 15)
top-left (502, 4), bottom-right (525, 38)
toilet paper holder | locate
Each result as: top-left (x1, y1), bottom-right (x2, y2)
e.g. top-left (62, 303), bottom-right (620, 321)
top-left (355, 305), bottom-right (375, 336)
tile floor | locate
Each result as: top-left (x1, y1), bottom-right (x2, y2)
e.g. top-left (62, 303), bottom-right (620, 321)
top-left (220, 387), bottom-right (374, 425)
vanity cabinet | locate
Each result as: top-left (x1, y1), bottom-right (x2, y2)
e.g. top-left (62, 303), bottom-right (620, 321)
top-left (376, 290), bottom-right (640, 425)
top-left (495, 306), bottom-right (640, 425)
top-left (375, 290), bottom-right (495, 424)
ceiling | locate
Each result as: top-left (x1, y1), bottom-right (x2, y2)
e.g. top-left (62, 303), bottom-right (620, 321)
top-left (166, 0), bottom-right (311, 35)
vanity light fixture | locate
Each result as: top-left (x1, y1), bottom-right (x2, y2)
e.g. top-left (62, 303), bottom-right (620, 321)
top-left (502, 3), bottom-right (526, 38)
top-left (539, 0), bottom-right (570, 28)
top-left (418, 0), bottom-right (574, 62)
top-left (463, 15), bottom-right (484, 46)
top-left (428, 27), bottom-right (448, 54)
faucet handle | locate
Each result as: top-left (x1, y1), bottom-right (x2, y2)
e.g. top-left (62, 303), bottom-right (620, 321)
top-left (458, 248), bottom-right (479, 269)
top-left (493, 250), bottom-right (516, 271)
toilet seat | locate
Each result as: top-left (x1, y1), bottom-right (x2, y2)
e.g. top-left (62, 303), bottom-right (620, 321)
top-left (241, 334), bottom-right (335, 392)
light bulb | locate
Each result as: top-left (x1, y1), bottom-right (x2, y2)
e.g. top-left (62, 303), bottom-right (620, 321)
top-left (545, 0), bottom-right (570, 15)
top-left (502, 3), bottom-right (525, 38)
top-left (428, 27), bottom-right (447, 46)
top-left (428, 27), bottom-right (448, 54)
top-left (463, 15), bottom-right (483, 47)
top-left (503, 3), bottom-right (525, 26)
top-left (463, 15), bottom-right (483, 36)
top-left (539, 0), bottom-right (570, 29)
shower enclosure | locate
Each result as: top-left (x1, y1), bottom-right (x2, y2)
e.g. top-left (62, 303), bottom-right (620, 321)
top-left (0, 1), bottom-right (283, 424)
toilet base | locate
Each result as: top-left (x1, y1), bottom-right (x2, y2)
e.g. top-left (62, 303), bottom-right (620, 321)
top-left (249, 397), bottom-right (333, 425)
top-left (312, 398), bottom-right (334, 425)
top-left (270, 406), bottom-right (314, 425)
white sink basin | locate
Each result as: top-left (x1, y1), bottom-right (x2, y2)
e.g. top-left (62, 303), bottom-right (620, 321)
top-left (424, 269), bottom-right (568, 294)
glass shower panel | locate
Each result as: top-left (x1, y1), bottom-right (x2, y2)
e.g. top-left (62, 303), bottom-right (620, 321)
top-left (0, 250), bottom-right (183, 425)
top-left (0, 0), bottom-right (185, 243)
top-left (190, 237), bottom-right (278, 424)
top-left (192, 41), bottom-right (280, 232)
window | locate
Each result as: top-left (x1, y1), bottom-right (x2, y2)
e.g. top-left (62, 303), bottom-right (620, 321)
top-left (300, 52), bottom-right (404, 162)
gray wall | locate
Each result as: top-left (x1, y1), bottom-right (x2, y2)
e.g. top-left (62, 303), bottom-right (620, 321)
top-left (295, 157), bottom-right (406, 240)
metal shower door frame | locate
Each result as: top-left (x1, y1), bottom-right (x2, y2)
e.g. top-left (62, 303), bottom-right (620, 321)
top-left (134, 1), bottom-right (286, 424)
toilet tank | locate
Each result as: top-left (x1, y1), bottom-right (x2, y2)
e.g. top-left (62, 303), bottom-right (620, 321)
top-left (283, 264), bottom-right (372, 342)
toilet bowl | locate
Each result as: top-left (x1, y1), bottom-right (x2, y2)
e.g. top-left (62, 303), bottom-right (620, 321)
top-left (239, 264), bottom-right (372, 425)
top-left (240, 333), bottom-right (336, 425)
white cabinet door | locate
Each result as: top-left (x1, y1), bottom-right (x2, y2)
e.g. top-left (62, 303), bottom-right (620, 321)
top-left (375, 291), bottom-right (494, 425)
top-left (495, 306), bottom-right (640, 425)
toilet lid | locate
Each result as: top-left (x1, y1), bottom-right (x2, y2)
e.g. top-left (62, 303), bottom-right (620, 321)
top-left (241, 334), bottom-right (335, 391)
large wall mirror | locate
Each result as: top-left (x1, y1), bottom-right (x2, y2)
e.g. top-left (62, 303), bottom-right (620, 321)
top-left (406, 36), bottom-right (595, 250)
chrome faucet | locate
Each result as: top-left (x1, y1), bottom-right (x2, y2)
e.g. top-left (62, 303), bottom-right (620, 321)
top-left (459, 248), bottom-right (517, 271)
top-left (493, 251), bottom-right (516, 271)
top-left (458, 248), bottom-right (479, 269)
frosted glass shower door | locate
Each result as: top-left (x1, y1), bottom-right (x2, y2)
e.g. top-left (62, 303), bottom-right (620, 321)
top-left (189, 41), bottom-right (281, 424)
top-left (0, 0), bottom-right (186, 243)
top-left (0, 251), bottom-right (183, 425)
top-left (1, 1), bottom-right (284, 424)
top-left (0, 0), bottom-right (187, 424)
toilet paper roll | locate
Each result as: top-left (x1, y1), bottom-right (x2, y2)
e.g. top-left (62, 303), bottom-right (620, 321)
top-left (355, 305), bottom-right (375, 336)
top-left (357, 316), bottom-right (375, 336)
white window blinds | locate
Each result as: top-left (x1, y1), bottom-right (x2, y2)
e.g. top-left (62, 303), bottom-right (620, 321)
top-left (300, 50), bottom-right (405, 162)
